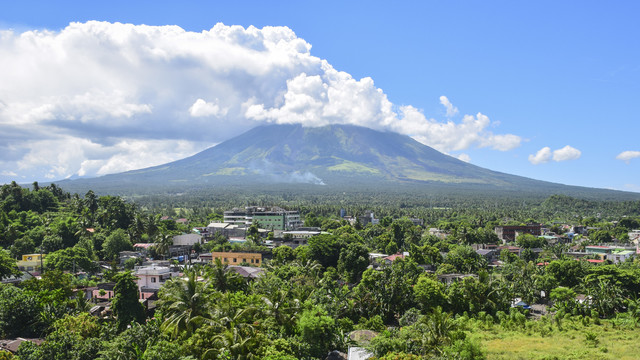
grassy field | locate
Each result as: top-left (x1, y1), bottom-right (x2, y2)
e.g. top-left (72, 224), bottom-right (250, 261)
top-left (470, 317), bottom-right (640, 360)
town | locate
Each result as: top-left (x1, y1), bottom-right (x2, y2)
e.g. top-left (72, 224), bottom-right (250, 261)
top-left (2, 183), bottom-right (640, 359)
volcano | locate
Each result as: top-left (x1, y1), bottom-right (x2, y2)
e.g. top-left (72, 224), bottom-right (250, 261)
top-left (54, 124), bottom-right (639, 199)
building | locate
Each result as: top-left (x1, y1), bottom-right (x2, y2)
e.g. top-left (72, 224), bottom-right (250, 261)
top-left (497, 245), bottom-right (522, 256)
top-left (223, 206), bottom-right (302, 230)
top-left (202, 223), bottom-right (247, 238)
top-left (134, 264), bottom-right (180, 298)
top-left (228, 265), bottom-right (265, 279)
top-left (282, 230), bottom-right (321, 239)
top-left (585, 245), bottom-right (611, 256)
top-left (437, 273), bottom-right (478, 285)
top-left (629, 230), bottom-right (640, 244)
top-left (494, 225), bottom-right (542, 242)
top-left (428, 228), bottom-right (449, 239)
top-left (210, 252), bottom-right (263, 266)
top-left (172, 233), bottom-right (203, 246)
top-left (0, 338), bottom-right (44, 354)
top-left (16, 254), bottom-right (45, 273)
top-left (358, 211), bottom-right (379, 227)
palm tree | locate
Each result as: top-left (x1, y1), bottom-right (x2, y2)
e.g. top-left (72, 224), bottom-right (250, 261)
top-left (261, 288), bottom-right (300, 334)
top-left (158, 266), bottom-right (211, 338)
top-left (421, 307), bottom-right (457, 356)
top-left (208, 258), bottom-right (243, 292)
top-left (154, 231), bottom-right (173, 260)
top-left (204, 326), bottom-right (257, 360)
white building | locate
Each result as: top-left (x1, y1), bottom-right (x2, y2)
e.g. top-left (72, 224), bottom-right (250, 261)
top-left (629, 230), bottom-right (640, 244)
top-left (135, 264), bottom-right (180, 291)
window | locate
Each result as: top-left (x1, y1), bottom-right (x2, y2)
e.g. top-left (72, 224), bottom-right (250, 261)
top-left (251, 259), bottom-right (254, 263)
top-left (255, 259), bottom-right (260, 264)
top-left (27, 256), bottom-right (32, 261)
top-left (151, 277), bottom-right (156, 283)
top-left (233, 258), bottom-right (237, 262)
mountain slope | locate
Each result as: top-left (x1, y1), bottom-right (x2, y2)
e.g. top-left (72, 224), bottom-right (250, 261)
top-left (55, 124), bottom-right (639, 199)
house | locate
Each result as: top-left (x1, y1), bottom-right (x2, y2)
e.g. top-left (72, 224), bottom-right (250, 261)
top-left (92, 282), bottom-right (116, 300)
top-left (228, 265), bottom-right (265, 279)
top-left (572, 225), bottom-right (588, 236)
top-left (497, 245), bottom-right (522, 256)
top-left (16, 253), bottom-right (45, 273)
top-left (134, 264), bottom-right (180, 298)
top-left (609, 249), bottom-right (634, 264)
top-left (119, 251), bottom-right (144, 265)
top-left (382, 252), bottom-right (407, 265)
top-left (476, 248), bottom-right (497, 262)
top-left (0, 338), bottom-right (44, 354)
top-left (210, 252), bottom-right (263, 266)
top-left (437, 273), bottom-right (478, 285)
top-left (494, 225), bottom-right (542, 242)
top-left (1, 271), bottom-right (34, 285)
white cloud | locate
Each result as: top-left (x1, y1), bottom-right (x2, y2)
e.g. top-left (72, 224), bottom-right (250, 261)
top-left (16, 135), bottom-right (209, 179)
top-left (439, 95), bottom-right (459, 117)
top-left (529, 145), bottom-right (581, 165)
top-left (0, 21), bottom-right (523, 180)
top-left (456, 153), bottom-right (471, 163)
top-left (401, 109), bottom-right (522, 152)
top-left (0, 170), bottom-right (16, 176)
top-left (552, 145), bottom-right (581, 162)
top-left (528, 147), bottom-right (552, 165)
top-left (189, 98), bottom-right (226, 117)
top-left (616, 150), bottom-right (640, 163)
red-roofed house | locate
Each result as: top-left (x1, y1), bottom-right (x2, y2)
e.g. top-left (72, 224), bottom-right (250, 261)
top-left (383, 253), bottom-right (406, 265)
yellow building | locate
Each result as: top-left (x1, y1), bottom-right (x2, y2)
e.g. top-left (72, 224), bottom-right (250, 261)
top-left (210, 252), bottom-right (262, 266)
top-left (17, 254), bottom-right (45, 272)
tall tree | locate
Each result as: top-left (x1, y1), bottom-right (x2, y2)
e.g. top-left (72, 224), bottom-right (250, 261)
top-left (112, 271), bottom-right (146, 331)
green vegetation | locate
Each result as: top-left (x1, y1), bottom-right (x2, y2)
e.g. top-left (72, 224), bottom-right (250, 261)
top-left (1, 181), bottom-right (640, 358)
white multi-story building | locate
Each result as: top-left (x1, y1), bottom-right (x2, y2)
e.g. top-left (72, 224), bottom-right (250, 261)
top-left (223, 206), bottom-right (302, 230)
top-left (135, 264), bottom-right (180, 291)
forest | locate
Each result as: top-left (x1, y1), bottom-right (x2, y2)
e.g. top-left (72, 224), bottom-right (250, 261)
top-left (1, 181), bottom-right (640, 359)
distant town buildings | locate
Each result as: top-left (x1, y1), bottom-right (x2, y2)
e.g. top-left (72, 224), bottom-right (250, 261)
top-left (223, 206), bottom-right (302, 230)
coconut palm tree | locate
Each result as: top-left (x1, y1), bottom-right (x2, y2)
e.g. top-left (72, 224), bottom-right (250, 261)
top-left (261, 288), bottom-right (300, 334)
top-left (158, 266), bottom-right (211, 338)
top-left (208, 258), bottom-right (244, 292)
top-left (203, 326), bottom-right (257, 360)
top-left (154, 231), bottom-right (173, 260)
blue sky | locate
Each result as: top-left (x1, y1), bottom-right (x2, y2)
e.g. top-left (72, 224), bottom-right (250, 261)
top-left (1, 1), bottom-right (639, 192)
